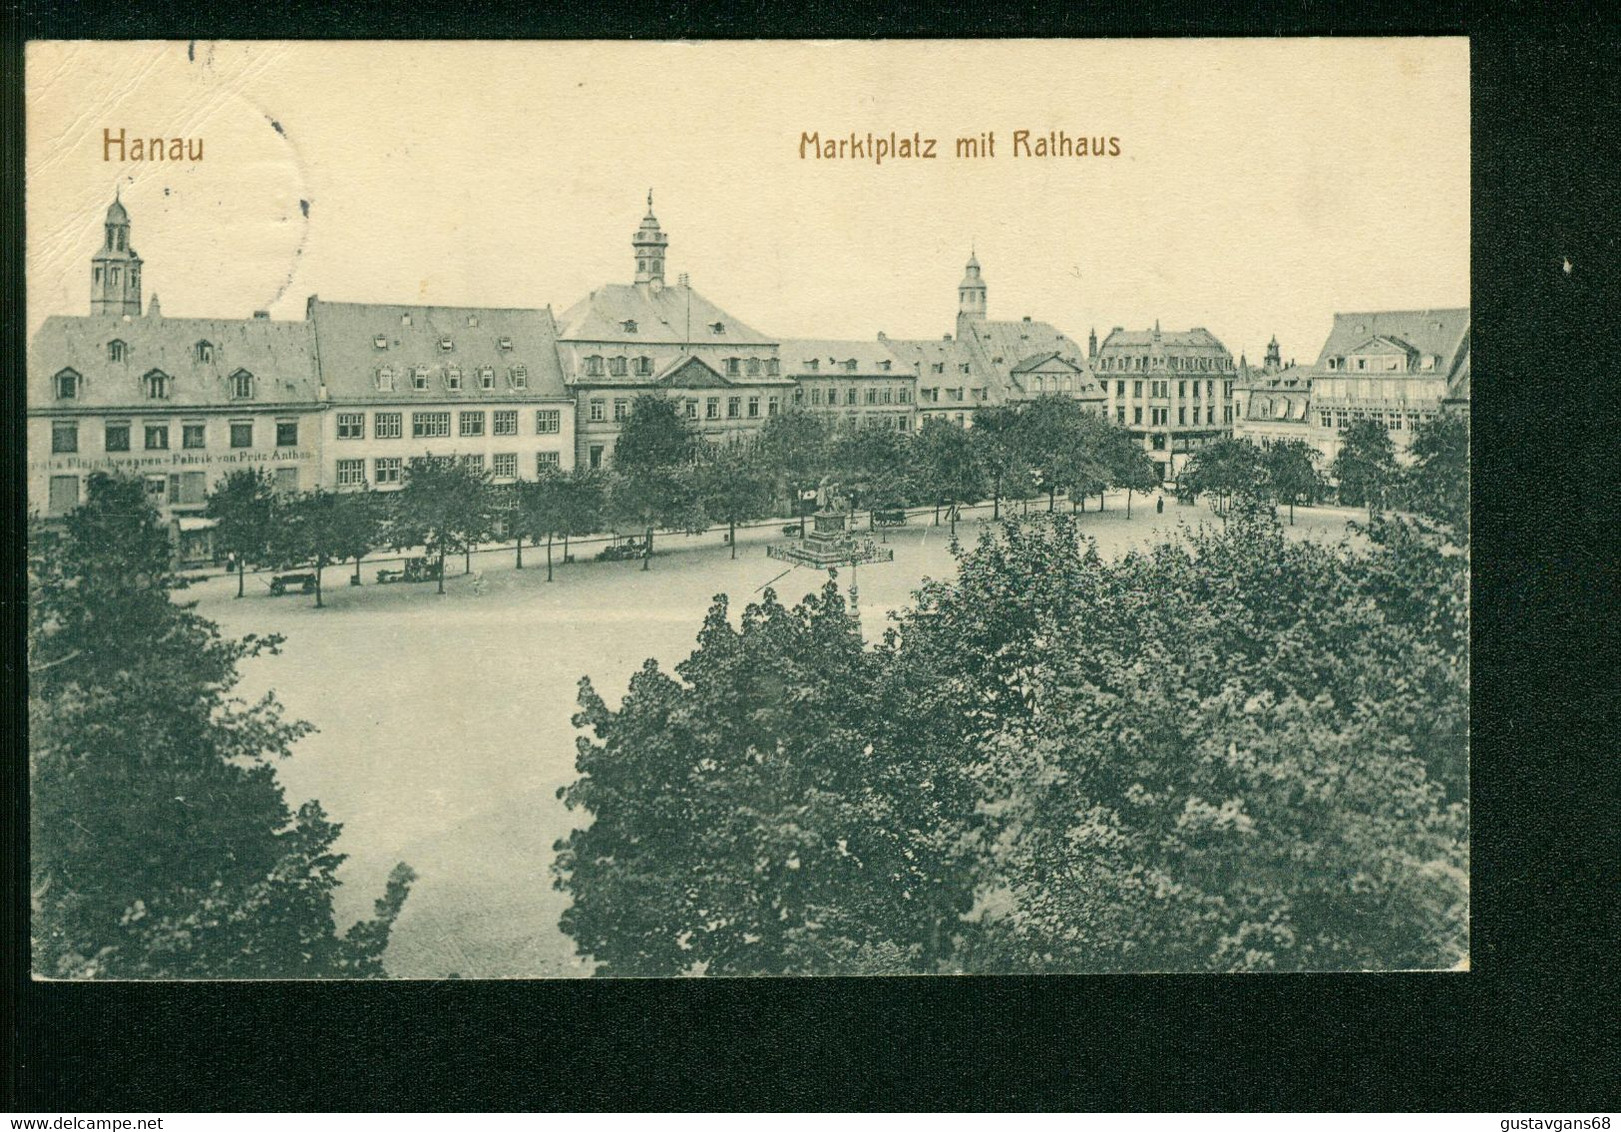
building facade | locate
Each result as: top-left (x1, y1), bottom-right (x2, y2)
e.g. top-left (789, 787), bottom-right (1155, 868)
top-left (1093, 323), bottom-right (1237, 481)
top-left (779, 339), bottom-right (916, 431)
top-left (556, 196), bottom-right (792, 466)
top-left (1232, 337), bottom-right (1317, 450)
top-left (305, 299), bottom-right (575, 489)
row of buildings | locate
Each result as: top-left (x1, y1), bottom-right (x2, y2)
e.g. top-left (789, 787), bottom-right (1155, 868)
top-left (29, 192), bottom-right (1469, 559)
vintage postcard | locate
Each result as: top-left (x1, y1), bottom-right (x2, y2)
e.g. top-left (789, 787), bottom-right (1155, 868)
top-left (25, 39), bottom-right (1469, 978)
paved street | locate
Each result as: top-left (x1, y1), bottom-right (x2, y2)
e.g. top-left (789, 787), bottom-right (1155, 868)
top-left (197, 496), bottom-right (1358, 977)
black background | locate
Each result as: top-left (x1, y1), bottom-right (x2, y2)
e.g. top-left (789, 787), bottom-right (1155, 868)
top-left (4, 0), bottom-right (1618, 1112)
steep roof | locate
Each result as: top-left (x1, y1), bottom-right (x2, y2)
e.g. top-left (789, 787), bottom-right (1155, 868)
top-left (1096, 325), bottom-right (1231, 356)
top-left (964, 318), bottom-right (1089, 372)
top-left (778, 338), bottom-right (909, 378)
top-left (1008, 350), bottom-right (1082, 375)
top-left (879, 336), bottom-right (983, 381)
top-left (29, 312), bottom-right (320, 410)
top-left (1312, 309), bottom-right (1469, 370)
top-left (1236, 361), bottom-right (1313, 391)
top-left (557, 282), bottom-right (774, 346)
top-left (306, 299), bottom-right (568, 403)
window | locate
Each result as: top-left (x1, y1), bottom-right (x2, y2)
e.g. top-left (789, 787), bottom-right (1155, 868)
top-left (460, 454), bottom-right (485, 470)
top-left (585, 355), bottom-right (604, 377)
top-left (589, 400), bottom-right (605, 422)
top-left (767, 358), bottom-right (781, 377)
top-left (1115, 380), bottom-right (1125, 396)
top-left (613, 399), bottom-right (628, 422)
top-left (412, 412), bottom-right (451, 438)
top-left (230, 421), bottom-right (254, 448)
top-left (337, 413), bottom-right (365, 440)
top-left (898, 387), bottom-right (911, 403)
top-left (195, 341), bottom-right (213, 363)
top-left (107, 340), bottom-right (126, 363)
top-left (810, 388), bottom-right (823, 406)
top-left (174, 472), bottom-right (206, 506)
top-left (745, 358), bottom-right (761, 378)
top-left (1320, 412), bottom-right (1333, 428)
top-left (455, 410), bottom-right (483, 437)
top-left (445, 367), bottom-right (463, 392)
top-left (866, 388), bottom-right (878, 404)
top-left (439, 337), bottom-right (454, 352)
top-left (635, 356), bottom-right (653, 377)
top-left (1117, 407), bottom-right (1126, 424)
top-left (498, 336), bottom-right (513, 351)
top-left (621, 319), bottom-right (638, 333)
top-left (493, 410), bottom-right (518, 436)
top-left (401, 313), bottom-right (413, 327)
top-left (1207, 380), bottom-right (1215, 397)
top-left (336, 459), bottom-right (366, 487)
top-left (182, 423), bottom-right (206, 450)
top-left (374, 456), bottom-right (403, 485)
top-left (726, 358), bottom-right (741, 376)
top-left (768, 396), bottom-right (779, 416)
top-left (374, 334), bottom-right (388, 350)
top-left (507, 366), bottom-right (526, 389)
top-left (229, 370), bottom-right (255, 400)
top-left (492, 452), bottom-right (518, 479)
top-left (144, 371), bottom-right (170, 400)
top-left (1152, 408), bottom-right (1169, 426)
top-left (609, 356), bottom-right (628, 377)
top-left (374, 412), bottom-right (403, 440)
top-left (706, 397), bottom-right (720, 420)
top-left (51, 421), bottom-right (78, 453)
top-left (1178, 407), bottom-right (1187, 425)
top-left (535, 409), bottom-right (560, 434)
top-left (412, 368), bottom-right (430, 391)
top-left (275, 468), bottom-right (299, 494)
top-left (710, 322), bottom-right (726, 335)
top-left (726, 396), bottom-right (741, 419)
top-left (538, 451), bottom-right (562, 472)
top-left (1178, 381), bottom-right (1186, 397)
top-left (145, 423), bottom-right (170, 450)
top-left (1356, 358), bottom-right (1367, 371)
top-left (376, 367), bottom-right (397, 392)
top-left (1133, 381), bottom-right (1143, 398)
top-left (931, 362), bottom-right (945, 374)
top-left (104, 422), bottom-right (131, 452)
top-left (747, 396), bottom-right (760, 418)
top-left (848, 388), bottom-right (860, 405)
top-left (1206, 406), bottom-right (1215, 424)
top-left (276, 421), bottom-right (298, 447)
top-left (48, 476), bottom-right (79, 515)
top-left (588, 445), bottom-right (604, 469)
top-left (55, 370), bottom-right (81, 399)
top-left (959, 364), bottom-right (971, 375)
top-left (805, 359), bottom-right (820, 373)
top-left (1133, 407), bottom-right (1143, 425)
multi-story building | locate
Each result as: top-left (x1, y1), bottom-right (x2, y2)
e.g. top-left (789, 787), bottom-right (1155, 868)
top-left (1093, 322), bottom-right (1237, 481)
top-left (556, 196), bottom-right (793, 466)
top-left (27, 198), bottom-right (324, 562)
top-left (779, 339), bottom-right (915, 431)
top-left (1232, 336), bottom-right (1317, 450)
top-left (1302, 308), bottom-right (1469, 466)
top-left (305, 299), bottom-right (574, 489)
top-left (880, 252), bottom-right (1102, 427)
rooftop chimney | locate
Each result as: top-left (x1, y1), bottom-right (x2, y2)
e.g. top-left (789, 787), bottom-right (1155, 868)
top-left (253, 310), bottom-right (270, 320)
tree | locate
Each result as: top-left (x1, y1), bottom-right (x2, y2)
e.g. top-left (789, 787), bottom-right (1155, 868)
top-left (693, 440), bottom-right (774, 559)
top-left (1180, 437), bottom-right (1264, 515)
top-left (969, 404), bottom-right (1023, 520)
top-left (29, 474), bottom-right (415, 977)
top-left (397, 456), bottom-right (493, 593)
top-left (1332, 419), bottom-right (1398, 519)
top-left (759, 408), bottom-right (832, 526)
top-left (1261, 438), bottom-right (1327, 525)
top-left (831, 423), bottom-right (913, 529)
top-left (205, 468), bottom-right (278, 598)
top-left (1404, 411), bottom-right (1469, 536)
top-left (912, 417), bottom-right (983, 535)
top-left (609, 395), bottom-right (701, 570)
top-left (553, 467), bottom-right (608, 570)
top-left (1013, 395), bottom-right (1099, 512)
top-left (1107, 428), bottom-right (1160, 517)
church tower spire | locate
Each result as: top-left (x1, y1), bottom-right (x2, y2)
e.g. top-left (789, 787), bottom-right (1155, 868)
top-left (956, 248), bottom-right (987, 338)
top-left (1264, 334), bottom-right (1282, 371)
top-left (633, 190), bottom-right (668, 288)
top-left (91, 191), bottom-right (142, 317)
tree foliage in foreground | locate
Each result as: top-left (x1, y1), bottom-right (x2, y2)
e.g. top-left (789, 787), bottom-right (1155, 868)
top-left (30, 473), bottom-right (414, 977)
top-left (554, 500), bottom-right (1468, 974)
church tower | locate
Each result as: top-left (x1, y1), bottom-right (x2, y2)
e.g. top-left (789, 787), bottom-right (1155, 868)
top-left (633, 190), bottom-right (668, 288)
top-left (1264, 334), bottom-right (1282, 371)
top-left (956, 249), bottom-right (987, 338)
top-left (91, 193), bottom-right (142, 317)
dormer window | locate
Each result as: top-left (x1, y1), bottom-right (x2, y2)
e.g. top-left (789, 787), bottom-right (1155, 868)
top-left (843, 359), bottom-right (858, 373)
top-left (54, 369), bottom-right (81, 400)
top-left (195, 341), bottom-right (214, 363)
top-left (609, 356), bottom-right (628, 377)
top-left (747, 358), bottom-right (762, 377)
top-left (107, 339), bottom-right (126, 363)
top-left (467, 315), bottom-right (480, 327)
top-left (229, 369), bottom-right (255, 400)
top-left (401, 313), bottom-right (412, 326)
top-left (376, 366), bottom-right (396, 392)
top-left (439, 337), bottom-right (454, 352)
top-left (634, 356), bottom-right (654, 377)
top-left (477, 367), bottom-right (495, 391)
top-left (412, 367), bottom-right (430, 391)
top-left (143, 370), bottom-right (171, 400)
top-left (726, 357), bottom-right (740, 376)
top-left (767, 358), bottom-right (780, 376)
top-left (444, 366), bottom-right (463, 391)
top-left (1421, 355), bottom-right (1436, 371)
top-left (509, 365), bottom-right (527, 389)
top-left (374, 335), bottom-right (388, 350)
top-left (710, 322), bottom-right (725, 335)
top-left (804, 359), bottom-right (819, 373)
top-left (585, 355), bottom-right (605, 377)
top-left (621, 319), bottom-right (638, 333)
top-left (498, 336), bottom-right (513, 351)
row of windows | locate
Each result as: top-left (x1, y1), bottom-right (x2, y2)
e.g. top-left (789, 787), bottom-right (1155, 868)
top-left (1108, 379), bottom-right (1233, 400)
top-left (374, 365), bottom-right (528, 393)
top-left (1097, 354), bottom-right (1234, 373)
top-left (53, 367), bottom-right (259, 402)
top-left (1325, 355), bottom-right (1437, 373)
top-left (333, 451), bottom-right (560, 487)
top-left (1112, 404), bottom-right (1221, 428)
top-left (799, 358), bottom-right (895, 374)
top-left (1321, 408), bottom-right (1434, 430)
top-left (793, 386), bottom-right (913, 407)
top-left (918, 387), bottom-right (986, 404)
top-left (52, 418), bottom-right (298, 454)
top-left (335, 409), bottom-right (562, 440)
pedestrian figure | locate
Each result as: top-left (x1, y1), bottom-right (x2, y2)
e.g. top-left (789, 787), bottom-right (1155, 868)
top-left (1156, 495), bottom-right (1164, 515)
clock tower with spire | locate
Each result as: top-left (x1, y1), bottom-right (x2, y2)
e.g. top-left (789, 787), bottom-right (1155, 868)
top-left (91, 192), bottom-right (143, 317)
top-left (956, 248), bottom-right (987, 339)
top-left (632, 190), bottom-right (668, 289)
